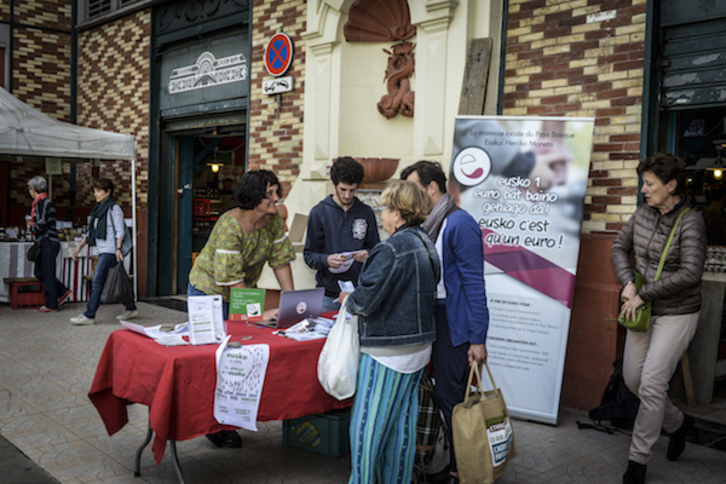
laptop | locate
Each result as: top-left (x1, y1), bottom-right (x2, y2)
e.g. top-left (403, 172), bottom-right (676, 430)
top-left (272, 288), bottom-right (325, 329)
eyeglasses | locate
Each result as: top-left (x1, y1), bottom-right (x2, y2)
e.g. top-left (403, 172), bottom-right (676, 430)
top-left (376, 206), bottom-right (389, 211)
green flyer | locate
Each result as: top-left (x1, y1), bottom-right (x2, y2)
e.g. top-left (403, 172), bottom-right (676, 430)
top-left (229, 288), bottom-right (265, 322)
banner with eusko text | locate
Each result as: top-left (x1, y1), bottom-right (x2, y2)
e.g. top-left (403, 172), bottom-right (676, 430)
top-left (449, 116), bottom-right (595, 425)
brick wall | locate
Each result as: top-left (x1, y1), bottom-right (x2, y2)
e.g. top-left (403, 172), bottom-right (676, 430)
top-left (76, 10), bottom-right (151, 211)
top-left (503, 0), bottom-right (647, 233)
top-left (9, 0), bottom-right (71, 120)
top-left (5, 0), bottom-right (73, 216)
top-left (248, 0), bottom-right (305, 196)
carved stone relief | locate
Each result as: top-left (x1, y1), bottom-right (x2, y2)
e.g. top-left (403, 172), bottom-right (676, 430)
top-left (378, 41), bottom-right (415, 118)
top-left (344, 0), bottom-right (416, 119)
top-left (344, 0), bottom-right (416, 43)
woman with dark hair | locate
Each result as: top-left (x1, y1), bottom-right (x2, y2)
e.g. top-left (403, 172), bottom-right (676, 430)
top-left (188, 169), bottom-right (296, 448)
top-left (340, 180), bottom-right (440, 484)
top-left (189, 169), bottom-right (295, 318)
top-left (611, 153), bottom-right (707, 484)
top-left (70, 178), bottom-right (137, 325)
top-left (26, 175), bottom-right (71, 312)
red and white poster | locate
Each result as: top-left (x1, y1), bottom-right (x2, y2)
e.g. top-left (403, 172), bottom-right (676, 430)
top-left (450, 116), bottom-right (595, 424)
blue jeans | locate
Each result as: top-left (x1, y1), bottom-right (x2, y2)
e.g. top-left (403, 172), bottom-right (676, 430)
top-left (188, 283), bottom-right (229, 320)
top-left (322, 295), bottom-right (341, 313)
top-left (85, 253), bottom-right (136, 318)
top-left (34, 239), bottom-right (69, 309)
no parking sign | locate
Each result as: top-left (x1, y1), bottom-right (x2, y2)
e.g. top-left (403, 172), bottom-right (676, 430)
top-left (265, 32), bottom-right (293, 77)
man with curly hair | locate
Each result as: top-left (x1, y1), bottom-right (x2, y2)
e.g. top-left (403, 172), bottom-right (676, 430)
top-left (304, 156), bottom-right (380, 312)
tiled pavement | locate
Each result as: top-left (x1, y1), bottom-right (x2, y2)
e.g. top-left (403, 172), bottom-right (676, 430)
top-left (1, 300), bottom-right (725, 484)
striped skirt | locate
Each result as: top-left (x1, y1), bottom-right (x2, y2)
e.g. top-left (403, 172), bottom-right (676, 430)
top-left (348, 354), bottom-right (423, 484)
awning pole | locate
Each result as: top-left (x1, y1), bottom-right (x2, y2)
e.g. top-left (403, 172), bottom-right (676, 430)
top-left (131, 157), bottom-right (138, 300)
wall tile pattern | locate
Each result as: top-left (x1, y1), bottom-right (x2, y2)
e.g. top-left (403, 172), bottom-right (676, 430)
top-left (76, 10), bottom-right (151, 210)
top-left (5, 0), bottom-right (73, 211)
top-left (504, 0), bottom-right (647, 233)
top-left (248, 0), bottom-right (306, 196)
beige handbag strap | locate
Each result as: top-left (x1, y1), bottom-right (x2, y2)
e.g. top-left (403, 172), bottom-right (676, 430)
top-left (464, 361), bottom-right (500, 399)
top-left (464, 362), bottom-right (485, 400)
top-left (464, 361), bottom-right (513, 417)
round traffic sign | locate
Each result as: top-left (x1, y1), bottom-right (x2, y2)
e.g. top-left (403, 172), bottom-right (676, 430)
top-left (265, 32), bottom-right (294, 77)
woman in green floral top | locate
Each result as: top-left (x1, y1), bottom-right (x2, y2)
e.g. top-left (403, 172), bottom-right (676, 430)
top-left (188, 170), bottom-right (295, 322)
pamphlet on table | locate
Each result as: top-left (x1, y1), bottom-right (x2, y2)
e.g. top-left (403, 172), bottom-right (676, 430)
top-left (274, 316), bottom-right (335, 341)
top-left (120, 320), bottom-right (189, 346)
top-left (214, 335), bottom-right (270, 431)
top-left (187, 294), bottom-right (226, 345)
top-left (229, 288), bottom-right (265, 322)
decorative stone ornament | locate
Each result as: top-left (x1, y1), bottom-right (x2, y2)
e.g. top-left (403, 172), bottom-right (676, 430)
top-left (378, 42), bottom-right (415, 119)
top-left (344, 0), bottom-right (416, 119)
top-left (344, 0), bottom-right (416, 43)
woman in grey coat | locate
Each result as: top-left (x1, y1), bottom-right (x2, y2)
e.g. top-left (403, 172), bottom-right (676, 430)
top-left (611, 153), bottom-right (707, 484)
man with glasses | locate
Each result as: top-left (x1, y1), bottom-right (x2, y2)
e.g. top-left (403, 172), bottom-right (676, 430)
top-left (304, 156), bottom-right (380, 312)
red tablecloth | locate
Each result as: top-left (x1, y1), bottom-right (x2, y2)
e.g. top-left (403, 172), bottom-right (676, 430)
top-left (88, 321), bottom-right (351, 464)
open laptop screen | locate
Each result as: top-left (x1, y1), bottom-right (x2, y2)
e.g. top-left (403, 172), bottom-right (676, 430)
top-left (274, 288), bottom-right (325, 329)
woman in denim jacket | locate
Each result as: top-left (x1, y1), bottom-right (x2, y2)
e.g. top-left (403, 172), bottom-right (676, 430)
top-left (341, 180), bottom-right (440, 484)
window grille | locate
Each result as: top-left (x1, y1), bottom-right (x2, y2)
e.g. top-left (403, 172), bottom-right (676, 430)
top-left (87, 0), bottom-right (111, 19)
top-left (82, 0), bottom-right (145, 22)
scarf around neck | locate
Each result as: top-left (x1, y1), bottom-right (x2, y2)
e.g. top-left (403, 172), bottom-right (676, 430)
top-left (87, 196), bottom-right (115, 247)
top-left (422, 192), bottom-right (457, 241)
top-left (30, 192), bottom-right (48, 227)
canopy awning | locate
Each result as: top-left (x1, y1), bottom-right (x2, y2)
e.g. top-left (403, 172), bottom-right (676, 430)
top-left (0, 87), bottom-right (140, 297)
top-left (0, 87), bottom-right (136, 161)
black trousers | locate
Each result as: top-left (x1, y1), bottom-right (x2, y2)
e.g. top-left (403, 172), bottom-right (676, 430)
top-left (432, 302), bottom-right (470, 473)
top-left (34, 239), bottom-right (68, 309)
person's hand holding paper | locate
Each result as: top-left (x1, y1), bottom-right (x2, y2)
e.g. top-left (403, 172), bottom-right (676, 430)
top-left (328, 250), bottom-right (362, 274)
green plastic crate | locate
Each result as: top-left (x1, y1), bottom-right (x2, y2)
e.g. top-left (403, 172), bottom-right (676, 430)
top-left (282, 410), bottom-right (351, 457)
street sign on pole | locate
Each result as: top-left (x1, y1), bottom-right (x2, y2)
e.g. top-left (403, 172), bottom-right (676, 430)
top-left (265, 32), bottom-right (293, 77)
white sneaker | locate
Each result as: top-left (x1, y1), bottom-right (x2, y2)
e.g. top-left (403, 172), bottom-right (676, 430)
top-left (117, 309), bottom-right (139, 320)
top-left (70, 314), bottom-right (95, 325)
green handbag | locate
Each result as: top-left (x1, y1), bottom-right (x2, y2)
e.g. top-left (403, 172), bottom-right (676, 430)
top-left (618, 208), bottom-right (690, 332)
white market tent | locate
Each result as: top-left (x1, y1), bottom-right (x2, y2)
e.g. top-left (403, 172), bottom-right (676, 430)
top-left (0, 87), bottom-right (140, 296)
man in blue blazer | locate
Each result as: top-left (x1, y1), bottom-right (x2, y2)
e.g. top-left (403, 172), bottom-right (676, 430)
top-left (403, 160), bottom-right (489, 484)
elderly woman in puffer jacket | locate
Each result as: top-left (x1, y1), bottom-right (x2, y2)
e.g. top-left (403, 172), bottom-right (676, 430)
top-left (611, 153), bottom-right (707, 484)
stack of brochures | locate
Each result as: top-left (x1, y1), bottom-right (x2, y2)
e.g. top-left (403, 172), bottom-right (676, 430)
top-left (276, 316), bottom-right (335, 341)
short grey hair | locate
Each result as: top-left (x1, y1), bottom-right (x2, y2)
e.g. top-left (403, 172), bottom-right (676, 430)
top-left (27, 176), bottom-right (48, 193)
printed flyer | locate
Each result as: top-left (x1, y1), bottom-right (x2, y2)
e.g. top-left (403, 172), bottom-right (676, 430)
top-left (230, 288), bottom-right (266, 322)
top-left (214, 336), bottom-right (270, 431)
top-left (450, 115), bottom-right (594, 424)
top-left (187, 294), bottom-right (225, 345)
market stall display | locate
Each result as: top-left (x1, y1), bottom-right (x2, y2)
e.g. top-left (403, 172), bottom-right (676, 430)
top-left (0, 87), bottom-right (139, 299)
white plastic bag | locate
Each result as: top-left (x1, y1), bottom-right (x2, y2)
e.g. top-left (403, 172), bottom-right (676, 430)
top-left (317, 297), bottom-right (360, 400)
